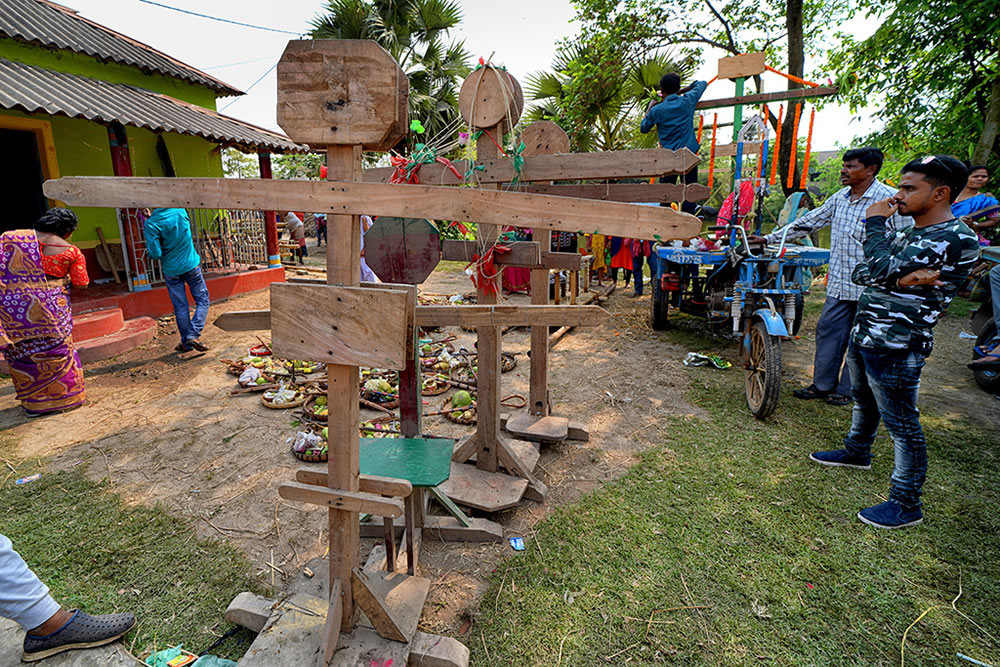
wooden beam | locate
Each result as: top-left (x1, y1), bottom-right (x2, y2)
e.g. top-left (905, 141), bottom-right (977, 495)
top-left (440, 240), bottom-right (541, 266)
top-left (362, 148), bottom-right (699, 185)
top-left (278, 482), bottom-right (405, 518)
top-left (296, 470), bottom-right (413, 498)
top-left (45, 177), bottom-right (701, 242)
top-left (714, 141), bottom-right (763, 158)
top-left (539, 251), bottom-right (586, 271)
top-left (416, 304), bottom-right (608, 328)
top-left (322, 580), bottom-right (343, 665)
top-left (350, 568), bottom-right (430, 643)
top-left (270, 283), bottom-right (412, 370)
top-left (214, 304), bottom-right (610, 332)
top-left (521, 183), bottom-right (711, 203)
top-left (696, 86), bottom-right (838, 110)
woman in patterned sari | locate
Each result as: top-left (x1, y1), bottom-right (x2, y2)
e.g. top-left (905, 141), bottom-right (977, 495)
top-left (0, 210), bottom-right (85, 417)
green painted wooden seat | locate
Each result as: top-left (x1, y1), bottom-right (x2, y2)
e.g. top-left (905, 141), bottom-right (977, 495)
top-left (359, 438), bottom-right (453, 488)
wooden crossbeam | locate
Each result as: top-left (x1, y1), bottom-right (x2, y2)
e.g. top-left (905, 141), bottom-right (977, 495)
top-left (696, 86), bottom-right (838, 110)
top-left (278, 482), bottom-right (405, 518)
top-left (43, 177), bottom-right (701, 242)
top-left (440, 240), bottom-right (541, 266)
top-left (521, 183), bottom-right (711, 203)
top-left (714, 142), bottom-right (762, 158)
top-left (296, 470), bottom-right (413, 498)
top-left (361, 148), bottom-right (699, 185)
top-left (214, 303), bottom-right (608, 332)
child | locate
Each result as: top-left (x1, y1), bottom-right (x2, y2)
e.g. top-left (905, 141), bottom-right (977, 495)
top-left (34, 208), bottom-right (89, 288)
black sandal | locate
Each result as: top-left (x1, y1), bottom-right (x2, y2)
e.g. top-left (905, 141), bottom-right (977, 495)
top-left (792, 384), bottom-right (829, 400)
top-left (825, 393), bottom-right (852, 406)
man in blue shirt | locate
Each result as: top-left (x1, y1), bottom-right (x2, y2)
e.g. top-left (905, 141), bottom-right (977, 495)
top-left (640, 73), bottom-right (708, 215)
top-left (143, 208), bottom-right (210, 352)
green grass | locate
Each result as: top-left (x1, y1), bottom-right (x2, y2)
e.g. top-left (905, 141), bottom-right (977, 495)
top-left (0, 461), bottom-right (261, 660)
top-left (473, 329), bottom-right (1000, 666)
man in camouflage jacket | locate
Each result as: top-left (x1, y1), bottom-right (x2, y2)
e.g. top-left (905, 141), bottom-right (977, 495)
top-left (809, 155), bottom-right (979, 529)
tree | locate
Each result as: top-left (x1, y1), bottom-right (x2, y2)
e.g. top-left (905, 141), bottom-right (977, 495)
top-left (569, 0), bottom-right (850, 193)
top-left (310, 0), bottom-right (472, 152)
top-left (828, 0), bottom-right (1000, 172)
top-left (524, 41), bottom-right (693, 152)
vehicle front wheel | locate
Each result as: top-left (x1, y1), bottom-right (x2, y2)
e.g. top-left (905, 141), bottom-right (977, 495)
top-left (745, 320), bottom-right (782, 419)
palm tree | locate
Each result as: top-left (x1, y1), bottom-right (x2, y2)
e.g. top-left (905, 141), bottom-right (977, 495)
top-left (311, 0), bottom-right (472, 151)
top-left (525, 44), bottom-right (694, 152)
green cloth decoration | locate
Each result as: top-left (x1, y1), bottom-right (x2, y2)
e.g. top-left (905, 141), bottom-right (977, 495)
top-left (464, 164), bottom-right (485, 180)
top-left (410, 120), bottom-right (425, 134)
top-left (509, 140), bottom-right (527, 185)
top-left (146, 646), bottom-right (183, 667)
top-left (194, 656), bottom-right (237, 667)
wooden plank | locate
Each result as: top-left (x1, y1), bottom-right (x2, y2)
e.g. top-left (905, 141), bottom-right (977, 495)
top-left (329, 625), bottom-right (410, 667)
top-left (519, 120), bottom-right (570, 157)
top-left (466, 437), bottom-right (539, 474)
top-left (440, 239), bottom-right (541, 266)
top-left (451, 434), bottom-right (478, 464)
top-left (522, 183), bottom-right (711, 203)
top-left (350, 568), bottom-right (430, 643)
top-left (497, 438), bottom-right (547, 503)
top-left (276, 40), bottom-right (407, 151)
top-left (417, 304), bottom-right (608, 328)
top-left (426, 486), bottom-right (472, 527)
top-left (362, 148), bottom-right (699, 184)
top-left (44, 177), bottom-right (703, 242)
top-left (422, 516), bottom-right (504, 542)
top-left (295, 470), bottom-right (413, 498)
top-left (714, 141), bottom-right (762, 158)
top-left (437, 463), bottom-right (528, 512)
top-left (278, 482), bottom-right (404, 518)
top-left (322, 580), bottom-right (343, 665)
top-left (696, 86), bottom-right (838, 110)
top-left (718, 52), bottom-right (766, 79)
top-left (213, 309), bottom-right (270, 331)
top-left (539, 251), bottom-right (586, 271)
top-left (529, 268), bottom-right (549, 417)
top-left (505, 413), bottom-right (569, 442)
top-left (270, 283), bottom-right (411, 370)
top-left (364, 217), bottom-right (440, 284)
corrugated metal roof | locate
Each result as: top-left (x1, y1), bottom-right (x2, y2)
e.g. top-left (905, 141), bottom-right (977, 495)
top-left (0, 0), bottom-right (243, 96)
top-left (0, 58), bottom-right (307, 153)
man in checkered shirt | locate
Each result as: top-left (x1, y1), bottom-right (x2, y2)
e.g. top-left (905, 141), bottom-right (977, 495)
top-left (755, 147), bottom-right (911, 406)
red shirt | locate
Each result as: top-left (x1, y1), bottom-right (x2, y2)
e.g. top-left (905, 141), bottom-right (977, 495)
top-left (40, 243), bottom-right (90, 287)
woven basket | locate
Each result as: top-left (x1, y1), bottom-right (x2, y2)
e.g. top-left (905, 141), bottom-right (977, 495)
top-left (292, 446), bottom-right (328, 463)
top-left (262, 389), bottom-right (306, 409)
top-left (421, 376), bottom-right (450, 396)
top-left (302, 394), bottom-right (329, 421)
top-left (442, 396), bottom-right (477, 425)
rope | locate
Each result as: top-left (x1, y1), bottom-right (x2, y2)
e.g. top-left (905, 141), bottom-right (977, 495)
top-left (786, 103), bottom-right (802, 189)
top-left (799, 107), bottom-right (816, 189)
top-left (769, 105), bottom-right (783, 186)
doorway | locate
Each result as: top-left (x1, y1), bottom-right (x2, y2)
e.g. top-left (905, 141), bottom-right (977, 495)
top-left (1, 128), bottom-right (47, 233)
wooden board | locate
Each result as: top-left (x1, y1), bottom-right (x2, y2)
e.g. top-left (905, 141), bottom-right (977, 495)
top-left (276, 40), bottom-right (407, 150)
top-left (329, 625), bottom-right (411, 667)
top-left (270, 283), bottom-right (412, 370)
top-left (718, 52), bottom-right (766, 79)
top-left (362, 148), bottom-right (700, 185)
top-left (277, 482), bottom-right (404, 518)
top-left (359, 437), bottom-right (454, 488)
top-left (416, 304), bottom-right (609, 328)
top-left (505, 413), bottom-right (569, 442)
top-left (696, 86), bottom-right (838, 110)
top-left (44, 177), bottom-right (702, 242)
top-left (214, 302), bottom-right (609, 332)
top-left (714, 141), bottom-right (763, 158)
top-left (467, 437), bottom-right (540, 473)
top-left (364, 217), bottom-right (441, 284)
top-left (351, 568), bottom-right (429, 643)
top-left (459, 66), bottom-right (523, 130)
top-left (322, 581), bottom-right (343, 665)
top-left (422, 516), bottom-right (504, 542)
top-left (519, 120), bottom-right (570, 156)
top-left (440, 239), bottom-right (541, 266)
top-left (296, 470), bottom-right (413, 498)
top-left (437, 463), bottom-right (528, 512)
top-left (538, 251), bottom-right (586, 271)
top-left (522, 183), bottom-right (711, 203)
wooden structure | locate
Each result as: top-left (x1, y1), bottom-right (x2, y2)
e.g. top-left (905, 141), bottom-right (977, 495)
top-left (44, 42), bottom-right (705, 664)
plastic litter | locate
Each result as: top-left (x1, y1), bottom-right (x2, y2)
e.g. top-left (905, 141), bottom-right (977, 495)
top-left (509, 537), bottom-right (525, 551)
top-left (682, 352), bottom-right (732, 369)
top-left (15, 473), bottom-right (40, 485)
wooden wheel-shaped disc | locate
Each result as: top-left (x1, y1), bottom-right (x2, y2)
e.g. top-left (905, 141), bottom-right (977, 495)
top-left (459, 66), bottom-right (523, 130)
top-left (519, 120), bottom-right (570, 156)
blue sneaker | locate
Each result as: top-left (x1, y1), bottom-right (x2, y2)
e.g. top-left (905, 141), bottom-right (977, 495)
top-left (809, 448), bottom-right (871, 470)
top-left (858, 501), bottom-right (923, 529)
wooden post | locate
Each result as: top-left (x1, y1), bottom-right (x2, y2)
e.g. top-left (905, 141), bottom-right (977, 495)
top-left (326, 145), bottom-right (363, 631)
top-left (529, 266), bottom-right (549, 416)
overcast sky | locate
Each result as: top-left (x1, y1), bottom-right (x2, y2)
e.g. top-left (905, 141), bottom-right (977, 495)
top-left (58, 0), bottom-right (877, 152)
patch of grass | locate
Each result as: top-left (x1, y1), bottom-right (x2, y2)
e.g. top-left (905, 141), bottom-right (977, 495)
top-left (474, 341), bottom-right (1000, 665)
top-left (946, 296), bottom-right (976, 320)
top-left (435, 260), bottom-right (469, 274)
top-left (0, 468), bottom-right (262, 660)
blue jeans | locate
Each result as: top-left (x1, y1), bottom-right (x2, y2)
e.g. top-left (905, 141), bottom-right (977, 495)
top-left (813, 297), bottom-right (857, 396)
top-left (631, 253), bottom-right (658, 295)
top-left (843, 343), bottom-right (927, 509)
top-left (165, 266), bottom-right (210, 344)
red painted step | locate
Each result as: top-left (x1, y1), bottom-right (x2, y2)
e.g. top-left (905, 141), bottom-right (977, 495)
top-left (76, 316), bottom-right (157, 365)
top-left (72, 307), bottom-right (125, 343)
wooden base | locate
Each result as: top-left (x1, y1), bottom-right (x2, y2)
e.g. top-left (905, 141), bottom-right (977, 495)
top-left (504, 413), bottom-right (569, 443)
top-left (437, 463), bottom-right (528, 512)
top-left (501, 413), bottom-right (590, 442)
top-left (351, 568), bottom-right (429, 643)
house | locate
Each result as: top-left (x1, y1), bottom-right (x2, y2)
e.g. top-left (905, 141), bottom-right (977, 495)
top-left (0, 0), bottom-right (307, 360)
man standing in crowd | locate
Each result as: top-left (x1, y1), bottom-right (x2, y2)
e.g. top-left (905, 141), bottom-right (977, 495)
top-left (753, 148), bottom-right (910, 406)
top-left (143, 208), bottom-right (210, 353)
top-left (810, 155), bottom-right (978, 528)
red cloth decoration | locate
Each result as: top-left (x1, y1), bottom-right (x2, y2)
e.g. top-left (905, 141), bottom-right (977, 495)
top-left (717, 181), bottom-right (756, 235)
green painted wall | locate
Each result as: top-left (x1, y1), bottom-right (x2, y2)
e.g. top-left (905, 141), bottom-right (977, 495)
top-left (0, 39), bottom-right (224, 109)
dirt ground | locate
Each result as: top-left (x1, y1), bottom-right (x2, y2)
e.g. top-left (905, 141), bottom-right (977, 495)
top-left (0, 265), bottom-right (701, 637)
top-left (2, 262), bottom-right (996, 639)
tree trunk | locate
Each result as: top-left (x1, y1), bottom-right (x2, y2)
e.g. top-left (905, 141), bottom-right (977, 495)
top-left (779, 0), bottom-right (805, 197)
top-left (973, 74), bottom-right (1000, 165)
